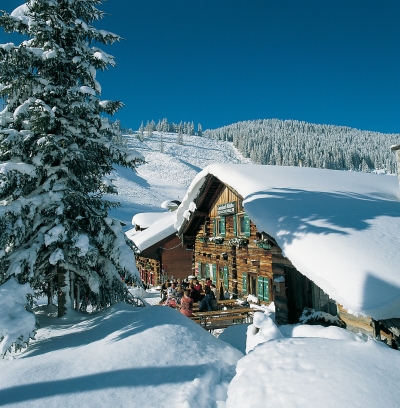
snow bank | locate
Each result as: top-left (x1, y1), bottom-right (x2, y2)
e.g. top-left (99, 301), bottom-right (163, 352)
top-left (175, 164), bottom-right (400, 320)
top-left (0, 303), bottom-right (242, 407)
top-left (279, 323), bottom-right (364, 341)
top-left (0, 279), bottom-right (36, 355)
top-left (226, 337), bottom-right (400, 408)
top-left (245, 312), bottom-right (283, 353)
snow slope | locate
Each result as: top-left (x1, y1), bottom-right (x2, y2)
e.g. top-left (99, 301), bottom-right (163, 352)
top-left (106, 132), bottom-right (251, 227)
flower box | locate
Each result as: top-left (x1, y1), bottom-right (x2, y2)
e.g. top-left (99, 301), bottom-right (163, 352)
top-left (209, 236), bottom-right (224, 245)
top-left (254, 239), bottom-right (271, 250)
top-left (228, 237), bottom-right (249, 247)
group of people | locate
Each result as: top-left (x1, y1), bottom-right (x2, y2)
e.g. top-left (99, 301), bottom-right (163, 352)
top-left (160, 277), bottom-right (222, 317)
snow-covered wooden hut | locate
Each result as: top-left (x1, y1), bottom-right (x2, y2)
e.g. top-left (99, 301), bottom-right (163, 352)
top-left (175, 164), bottom-right (400, 344)
top-left (126, 211), bottom-right (192, 286)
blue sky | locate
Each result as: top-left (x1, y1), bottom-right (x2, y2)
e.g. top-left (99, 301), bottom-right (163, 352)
top-left (1, 0), bottom-right (400, 133)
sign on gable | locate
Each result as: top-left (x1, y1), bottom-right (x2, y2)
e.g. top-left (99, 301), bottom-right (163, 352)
top-left (217, 201), bottom-right (236, 216)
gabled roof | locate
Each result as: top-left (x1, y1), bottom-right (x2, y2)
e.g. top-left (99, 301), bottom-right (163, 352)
top-left (126, 212), bottom-right (176, 253)
top-left (175, 164), bottom-right (400, 320)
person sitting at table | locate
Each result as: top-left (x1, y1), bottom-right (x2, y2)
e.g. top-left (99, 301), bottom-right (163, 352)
top-left (210, 283), bottom-right (219, 300)
top-left (167, 282), bottom-right (177, 297)
top-left (164, 294), bottom-right (177, 308)
top-left (199, 286), bottom-right (217, 311)
top-left (179, 290), bottom-right (194, 317)
top-left (189, 283), bottom-right (201, 303)
top-left (181, 278), bottom-right (189, 291)
top-left (205, 278), bottom-right (212, 287)
top-left (175, 284), bottom-right (184, 304)
top-left (193, 279), bottom-right (202, 292)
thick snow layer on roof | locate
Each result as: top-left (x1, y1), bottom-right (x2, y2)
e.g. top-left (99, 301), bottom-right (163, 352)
top-left (126, 212), bottom-right (176, 252)
top-left (175, 164), bottom-right (400, 320)
top-left (131, 211), bottom-right (171, 228)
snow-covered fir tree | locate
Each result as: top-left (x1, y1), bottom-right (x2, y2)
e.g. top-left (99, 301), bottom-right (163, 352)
top-left (0, 0), bottom-right (143, 354)
top-left (138, 118), bottom-right (201, 136)
top-left (176, 130), bottom-right (183, 145)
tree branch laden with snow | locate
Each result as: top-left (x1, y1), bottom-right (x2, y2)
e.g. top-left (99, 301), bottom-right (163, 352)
top-left (0, 0), bottom-right (143, 354)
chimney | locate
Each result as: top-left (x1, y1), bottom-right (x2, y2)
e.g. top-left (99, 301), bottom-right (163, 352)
top-left (391, 144), bottom-right (400, 189)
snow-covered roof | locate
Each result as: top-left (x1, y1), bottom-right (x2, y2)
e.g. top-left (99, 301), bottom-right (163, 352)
top-left (126, 212), bottom-right (176, 252)
top-left (131, 211), bottom-right (171, 229)
top-left (175, 164), bottom-right (400, 320)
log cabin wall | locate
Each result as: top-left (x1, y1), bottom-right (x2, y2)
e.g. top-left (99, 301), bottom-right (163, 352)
top-left (193, 184), bottom-right (291, 323)
top-left (161, 236), bottom-right (193, 281)
top-left (136, 254), bottom-right (160, 286)
top-left (136, 235), bottom-right (193, 285)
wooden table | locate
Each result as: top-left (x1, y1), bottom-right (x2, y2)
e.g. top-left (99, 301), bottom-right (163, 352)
top-left (190, 307), bottom-right (254, 331)
top-left (192, 298), bottom-right (239, 311)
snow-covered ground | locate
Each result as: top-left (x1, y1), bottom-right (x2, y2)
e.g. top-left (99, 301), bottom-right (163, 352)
top-left (0, 301), bottom-right (242, 408)
top-left (2, 294), bottom-right (400, 408)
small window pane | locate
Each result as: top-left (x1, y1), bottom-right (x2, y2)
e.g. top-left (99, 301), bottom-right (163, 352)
top-left (238, 215), bottom-right (246, 235)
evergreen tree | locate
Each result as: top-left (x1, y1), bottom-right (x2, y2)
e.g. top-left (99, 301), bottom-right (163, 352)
top-left (176, 131), bottom-right (183, 145)
top-left (159, 133), bottom-right (165, 152)
top-left (145, 120), bottom-right (153, 136)
top-left (137, 121), bottom-right (144, 141)
top-left (0, 0), bottom-right (143, 352)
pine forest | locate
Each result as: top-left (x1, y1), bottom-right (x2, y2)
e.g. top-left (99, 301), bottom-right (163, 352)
top-left (204, 119), bottom-right (400, 174)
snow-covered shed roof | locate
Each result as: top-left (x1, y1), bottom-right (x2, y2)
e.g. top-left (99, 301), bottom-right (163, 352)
top-left (174, 164), bottom-right (400, 320)
top-left (126, 212), bottom-right (176, 252)
top-left (131, 211), bottom-right (171, 229)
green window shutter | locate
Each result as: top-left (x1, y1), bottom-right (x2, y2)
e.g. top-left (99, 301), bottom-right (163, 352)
top-left (213, 218), bottom-right (217, 236)
top-left (197, 262), bottom-right (201, 278)
top-left (205, 263), bottom-right (209, 279)
top-left (242, 273), bottom-right (247, 295)
top-left (244, 214), bottom-right (251, 237)
top-left (223, 265), bottom-right (229, 289)
top-left (263, 278), bottom-right (270, 302)
top-left (220, 216), bottom-right (226, 237)
top-left (233, 214), bottom-right (237, 236)
top-left (257, 276), bottom-right (264, 300)
top-left (212, 264), bottom-right (217, 284)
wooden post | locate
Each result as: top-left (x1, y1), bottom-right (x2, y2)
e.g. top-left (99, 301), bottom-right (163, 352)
top-left (57, 267), bottom-right (67, 317)
top-left (372, 319), bottom-right (381, 340)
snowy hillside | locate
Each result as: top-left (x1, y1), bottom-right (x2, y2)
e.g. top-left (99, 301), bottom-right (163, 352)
top-left (204, 119), bottom-right (400, 173)
top-left (107, 132), bottom-right (251, 226)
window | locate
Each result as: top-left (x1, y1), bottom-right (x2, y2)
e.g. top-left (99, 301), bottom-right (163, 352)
top-left (236, 213), bottom-right (251, 237)
top-left (197, 262), bottom-right (208, 279)
top-left (258, 276), bottom-right (270, 302)
top-left (214, 217), bottom-right (226, 236)
top-left (238, 214), bottom-right (245, 235)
